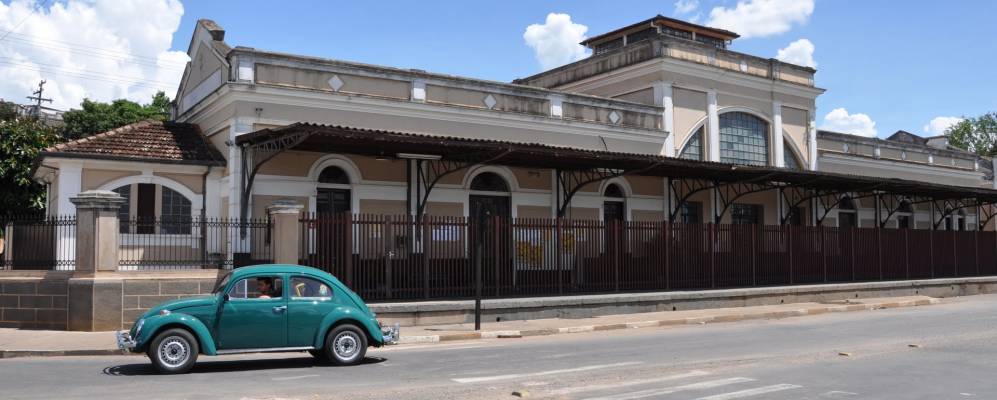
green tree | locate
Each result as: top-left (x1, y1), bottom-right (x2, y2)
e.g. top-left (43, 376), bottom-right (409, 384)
top-left (946, 112), bottom-right (997, 157)
top-left (0, 116), bottom-right (59, 212)
top-left (60, 91), bottom-right (172, 140)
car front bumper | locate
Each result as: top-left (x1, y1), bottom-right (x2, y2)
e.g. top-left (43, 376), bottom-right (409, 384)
top-left (116, 330), bottom-right (137, 350)
top-left (380, 323), bottom-right (400, 345)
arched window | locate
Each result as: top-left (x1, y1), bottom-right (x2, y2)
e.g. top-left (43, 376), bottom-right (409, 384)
top-left (318, 166), bottom-right (350, 184)
top-left (897, 200), bottom-right (913, 229)
top-left (604, 183), bottom-right (624, 198)
top-left (679, 126), bottom-right (704, 161)
top-left (784, 143), bottom-right (802, 169)
top-left (838, 196), bottom-right (857, 228)
top-left (719, 112), bottom-right (769, 166)
top-left (161, 187), bottom-right (192, 234)
top-left (470, 172), bottom-right (509, 192)
top-left (112, 185), bottom-right (131, 233)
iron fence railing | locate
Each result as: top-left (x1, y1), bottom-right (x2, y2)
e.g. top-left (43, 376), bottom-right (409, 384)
top-left (298, 214), bottom-right (997, 301)
top-left (118, 217), bottom-right (272, 270)
top-left (0, 214), bottom-right (76, 271)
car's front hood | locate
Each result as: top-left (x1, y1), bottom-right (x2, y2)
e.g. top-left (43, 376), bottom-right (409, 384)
top-left (142, 295), bottom-right (217, 318)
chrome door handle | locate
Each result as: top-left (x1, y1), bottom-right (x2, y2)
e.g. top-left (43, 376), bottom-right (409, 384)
top-left (273, 306), bottom-right (287, 313)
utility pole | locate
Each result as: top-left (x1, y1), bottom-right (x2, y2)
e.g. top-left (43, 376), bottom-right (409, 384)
top-left (25, 79), bottom-right (52, 118)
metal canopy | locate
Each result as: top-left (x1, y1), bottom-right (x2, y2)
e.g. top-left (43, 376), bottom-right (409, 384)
top-left (237, 123), bottom-right (997, 217)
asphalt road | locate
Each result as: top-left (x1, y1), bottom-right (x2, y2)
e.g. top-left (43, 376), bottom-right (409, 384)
top-left (4, 294), bottom-right (997, 400)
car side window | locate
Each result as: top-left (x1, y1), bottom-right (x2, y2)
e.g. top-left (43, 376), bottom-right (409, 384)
top-left (228, 276), bottom-right (283, 300)
top-left (290, 276), bottom-right (332, 300)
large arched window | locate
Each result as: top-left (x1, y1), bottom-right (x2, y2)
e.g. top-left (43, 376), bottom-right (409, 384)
top-left (318, 166), bottom-right (350, 185)
top-left (604, 184), bottom-right (624, 198)
top-left (470, 172), bottom-right (509, 192)
top-left (719, 112), bottom-right (769, 166)
top-left (679, 126), bottom-right (705, 160)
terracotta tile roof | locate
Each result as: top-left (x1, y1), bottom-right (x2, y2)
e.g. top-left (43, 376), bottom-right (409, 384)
top-left (41, 120), bottom-right (225, 166)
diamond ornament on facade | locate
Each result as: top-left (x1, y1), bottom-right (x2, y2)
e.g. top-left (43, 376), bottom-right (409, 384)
top-left (328, 75), bottom-right (344, 92)
top-left (483, 94), bottom-right (497, 109)
top-left (608, 110), bottom-right (621, 124)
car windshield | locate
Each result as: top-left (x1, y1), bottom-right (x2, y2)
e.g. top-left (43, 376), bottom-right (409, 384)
top-left (212, 272), bottom-right (232, 294)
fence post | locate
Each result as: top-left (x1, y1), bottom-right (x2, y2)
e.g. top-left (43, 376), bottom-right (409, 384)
top-left (423, 216), bottom-right (431, 299)
top-left (710, 223), bottom-right (716, 289)
top-left (266, 200), bottom-right (304, 265)
top-left (70, 190), bottom-right (125, 274)
top-left (384, 216), bottom-right (393, 299)
top-left (614, 220), bottom-right (621, 292)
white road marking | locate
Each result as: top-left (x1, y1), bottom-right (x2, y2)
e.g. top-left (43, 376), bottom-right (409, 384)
top-left (271, 374), bottom-right (319, 381)
top-left (549, 370), bottom-right (711, 395)
top-left (452, 361), bottom-right (643, 384)
top-left (581, 377), bottom-right (755, 400)
top-left (695, 383), bottom-right (802, 400)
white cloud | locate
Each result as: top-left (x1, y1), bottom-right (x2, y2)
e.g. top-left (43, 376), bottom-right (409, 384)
top-left (923, 116), bottom-right (964, 135)
top-left (776, 38), bottom-right (816, 68)
top-left (0, 0), bottom-right (187, 110)
top-left (820, 108), bottom-right (877, 137)
top-left (674, 0), bottom-right (699, 15)
top-left (523, 13), bottom-right (590, 70)
top-left (706, 0), bottom-right (814, 39)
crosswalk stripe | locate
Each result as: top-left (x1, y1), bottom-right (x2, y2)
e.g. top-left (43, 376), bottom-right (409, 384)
top-left (549, 370), bottom-right (711, 395)
top-left (581, 377), bottom-right (756, 400)
top-left (695, 384), bottom-right (803, 400)
top-left (452, 361), bottom-right (643, 384)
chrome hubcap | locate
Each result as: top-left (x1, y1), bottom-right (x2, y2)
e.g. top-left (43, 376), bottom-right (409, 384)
top-left (334, 331), bottom-right (360, 360)
top-left (158, 336), bottom-right (189, 367)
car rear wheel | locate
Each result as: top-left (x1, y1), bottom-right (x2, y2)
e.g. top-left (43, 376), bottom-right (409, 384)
top-left (324, 324), bottom-right (367, 366)
top-left (147, 328), bottom-right (199, 374)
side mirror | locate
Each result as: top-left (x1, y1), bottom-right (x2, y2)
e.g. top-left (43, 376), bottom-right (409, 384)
top-left (222, 293), bottom-right (230, 302)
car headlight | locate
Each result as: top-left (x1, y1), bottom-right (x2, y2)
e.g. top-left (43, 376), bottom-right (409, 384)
top-left (135, 318), bottom-right (145, 336)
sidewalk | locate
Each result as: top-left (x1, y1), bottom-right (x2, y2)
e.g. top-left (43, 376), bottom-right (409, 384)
top-left (0, 295), bottom-right (938, 358)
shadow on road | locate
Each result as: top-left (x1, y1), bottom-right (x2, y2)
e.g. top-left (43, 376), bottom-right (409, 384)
top-left (102, 355), bottom-right (386, 376)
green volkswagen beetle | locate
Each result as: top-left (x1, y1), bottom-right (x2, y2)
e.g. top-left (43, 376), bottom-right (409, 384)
top-left (116, 264), bottom-right (399, 374)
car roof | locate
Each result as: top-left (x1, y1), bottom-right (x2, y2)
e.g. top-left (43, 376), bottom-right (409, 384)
top-left (230, 264), bottom-right (336, 279)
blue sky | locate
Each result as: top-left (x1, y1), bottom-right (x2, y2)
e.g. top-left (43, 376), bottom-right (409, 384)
top-left (2, 1), bottom-right (995, 138)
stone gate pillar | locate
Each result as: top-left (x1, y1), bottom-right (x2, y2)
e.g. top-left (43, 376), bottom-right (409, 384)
top-left (268, 200), bottom-right (304, 265)
top-left (67, 190), bottom-right (125, 331)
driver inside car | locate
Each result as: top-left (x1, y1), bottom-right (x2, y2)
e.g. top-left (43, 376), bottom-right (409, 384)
top-left (256, 277), bottom-right (279, 299)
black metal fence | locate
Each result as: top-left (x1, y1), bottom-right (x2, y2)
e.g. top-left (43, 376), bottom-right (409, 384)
top-left (118, 217), bottom-right (273, 270)
top-left (0, 215), bottom-right (76, 271)
top-left (298, 214), bottom-right (997, 301)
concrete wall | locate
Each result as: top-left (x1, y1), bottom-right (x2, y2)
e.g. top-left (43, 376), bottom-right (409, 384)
top-left (1, 272), bottom-right (223, 331)
top-left (371, 277), bottom-right (997, 327)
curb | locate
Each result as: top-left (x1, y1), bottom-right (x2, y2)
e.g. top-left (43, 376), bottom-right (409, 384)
top-left (396, 298), bottom-right (940, 345)
top-left (0, 298), bottom-right (941, 355)
top-left (0, 349), bottom-right (131, 359)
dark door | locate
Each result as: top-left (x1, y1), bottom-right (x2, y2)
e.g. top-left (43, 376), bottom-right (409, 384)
top-left (604, 201), bottom-right (625, 260)
top-left (317, 188), bottom-right (351, 214)
top-left (314, 189), bottom-right (351, 275)
top-left (470, 195), bottom-right (510, 293)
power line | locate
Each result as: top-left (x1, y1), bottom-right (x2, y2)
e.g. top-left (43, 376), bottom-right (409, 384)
top-left (0, 59), bottom-right (178, 89)
top-left (0, 57), bottom-right (182, 86)
top-left (0, 0), bottom-right (53, 42)
top-left (2, 31), bottom-right (188, 70)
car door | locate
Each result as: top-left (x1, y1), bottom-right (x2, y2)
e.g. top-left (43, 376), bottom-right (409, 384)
top-left (286, 275), bottom-right (336, 347)
top-left (217, 274), bottom-right (288, 350)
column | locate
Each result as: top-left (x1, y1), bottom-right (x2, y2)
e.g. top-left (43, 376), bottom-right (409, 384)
top-left (808, 111), bottom-right (818, 170)
top-left (57, 161), bottom-right (83, 216)
top-left (228, 118), bottom-right (253, 263)
top-left (653, 81), bottom-right (675, 157)
top-left (773, 101), bottom-right (785, 167)
top-left (707, 90), bottom-right (720, 162)
top-left (267, 200), bottom-right (304, 265)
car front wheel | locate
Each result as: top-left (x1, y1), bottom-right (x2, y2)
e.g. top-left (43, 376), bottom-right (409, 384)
top-left (324, 324), bottom-right (367, 366)
top-left (147, 328), bottom-right (199, 374)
